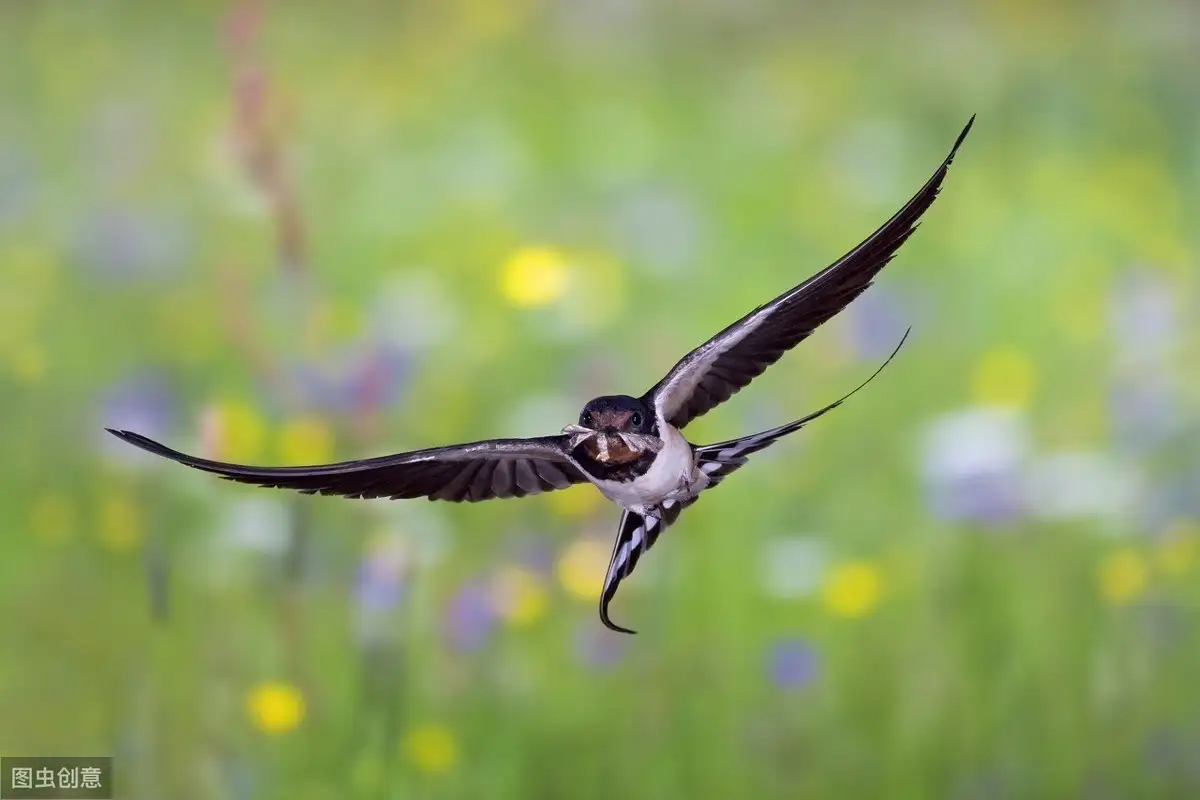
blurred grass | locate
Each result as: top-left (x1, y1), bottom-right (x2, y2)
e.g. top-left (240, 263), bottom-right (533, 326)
top-left (1, 0), bottom-right (1199, 798)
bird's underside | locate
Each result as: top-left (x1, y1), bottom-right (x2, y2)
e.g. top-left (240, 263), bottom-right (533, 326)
top-left (108, 115), bottom-right (973, 634)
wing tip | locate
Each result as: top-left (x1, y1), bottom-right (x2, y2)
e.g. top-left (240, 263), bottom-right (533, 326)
top-left (106, 427), bottom-right (240, 475)
top-left (106, 427), bottom-right (169, 455)
top-left (947, 114), bottom-right (976, 163)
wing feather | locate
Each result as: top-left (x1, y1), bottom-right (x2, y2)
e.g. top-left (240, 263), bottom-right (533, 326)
top-left (645, 116), bottom-right (973, 429)
top-left (105, 428), bottom-right (588, 502)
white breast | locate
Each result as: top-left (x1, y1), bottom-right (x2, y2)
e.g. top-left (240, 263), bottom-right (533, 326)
top-left (591, 424), bottom-right (696, 513)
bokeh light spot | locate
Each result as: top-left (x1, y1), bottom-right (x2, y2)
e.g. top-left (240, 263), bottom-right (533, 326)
top-left (278, 415), bottom-right (332, 464)
top-left (767, 639), bottom-right (819, 688)
top-left (490, 566), bottom-right (548, 627)
top-left (547, 485), bottom-right (603, 519)
top-left (96, 493), bottom-right (142, 552)
top-left (246, 681), bottom-right (305, 734)
top-left (499, 245), bottom-right (570, 308)
top-left (209, 400), bottom-right (267, 462)
top-left (556, 538), bottom-right (609, 601)
top-left (402, 724), bottom-right (459, 774)
top-left (971, 347), bottom-right (1035, 409)
top-left (1097, 549), bottom-right (1148, 605)
top-left (822, 561), bottom-right (883, 618)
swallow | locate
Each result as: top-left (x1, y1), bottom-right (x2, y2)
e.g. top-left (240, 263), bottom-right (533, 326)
top-left (109, 116), bottom-right (973, 633)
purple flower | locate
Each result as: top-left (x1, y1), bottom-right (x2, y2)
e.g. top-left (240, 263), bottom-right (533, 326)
top-left (288, 341), bottom-right (411, 414)
top-left (354, 555), bottom-right (406, 614)
top-left (444, 580), bottom-right (496, 653)
top-left (97, 372), bottom-right (177, 467)
top-left (359, 344), bottom-right (413, 409)
top-left (353, 538), bottom-right (411, 648)
top-left (767, 639), bottom-right (818, 688)
top-left (926, 470), bottom-right (1025, 524)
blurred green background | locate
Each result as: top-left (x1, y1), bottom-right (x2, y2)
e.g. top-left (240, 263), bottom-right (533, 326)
top-left (2, 0), bottom-right (1198, 797)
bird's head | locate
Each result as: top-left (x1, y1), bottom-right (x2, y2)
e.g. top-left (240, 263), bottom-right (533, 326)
top-left (564, 395), bottom-right (661, 464)
top-left (578, 395), bottom-right (655, 435)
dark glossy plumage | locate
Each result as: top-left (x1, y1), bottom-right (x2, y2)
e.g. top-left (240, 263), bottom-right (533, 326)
top-left (643, 116), bottom-right (974, 430)
top-left (106, 429), bottom-right (587, 502)
top-left (599, 330), bottom-right (910, 633)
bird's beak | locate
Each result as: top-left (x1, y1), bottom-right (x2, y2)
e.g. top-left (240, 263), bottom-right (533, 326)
top-left (561, 424), bottom-right (664, 456)
top-left (561, 424), bottom-right (597, 450)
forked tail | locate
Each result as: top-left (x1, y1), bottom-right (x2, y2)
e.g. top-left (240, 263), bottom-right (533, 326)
top-left (695, 327), bottom-right (911, 477)
top-left (597, 329), bottom-right (912, 634)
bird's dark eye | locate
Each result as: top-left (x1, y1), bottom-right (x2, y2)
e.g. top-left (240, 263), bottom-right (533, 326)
top-left (631, 412), bottom-right (642, 426)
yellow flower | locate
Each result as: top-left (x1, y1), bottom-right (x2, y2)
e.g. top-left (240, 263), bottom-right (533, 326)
top-left (402, 724), bottom-right (458, 774)
top-left (1154, 521), bottom-right (1197, 578)
top-left (971, 347), bottom-right (1035, 409)
top-left (547, 485), bottom-right (603, 519)
top-left (210, 400), bottom-right (266, 462)
top-left (96, 493), bottom-right (142, 552)
top-left (1098, 549), bottom-right (1148, 605)
top-left (499, 245), bottom-right (570, 308)
top-left (556, 538), bottom-right (609, 601)
top-left (278, 415), bottom-right (333, 464)
top-left (30, 492), bottom-right (73, 545)
top-left (822, 561), bottom-right (883, 618)
top-left (246, 682), bottom-right (305, 734)
top-left (490, 566), bottom-right (548, 627)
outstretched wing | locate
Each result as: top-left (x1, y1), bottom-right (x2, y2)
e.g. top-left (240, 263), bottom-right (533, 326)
top-left (106, 429), bottom-right (588, 502)
top-left (600, 332), bottom-right (910, 633)
top-left (643, 116), bottom-right (972, 430)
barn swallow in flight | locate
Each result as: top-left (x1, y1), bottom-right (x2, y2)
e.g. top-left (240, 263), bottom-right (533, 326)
top-left (109, 117), bottom-right (973, 633)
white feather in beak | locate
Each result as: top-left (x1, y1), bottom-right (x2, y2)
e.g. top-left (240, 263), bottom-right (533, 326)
top-left (561, 424), bottom-right (664, 457)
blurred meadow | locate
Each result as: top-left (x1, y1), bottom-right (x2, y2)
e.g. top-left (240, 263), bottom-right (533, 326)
top-left (2, 0), bottom-right (1199, 797)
